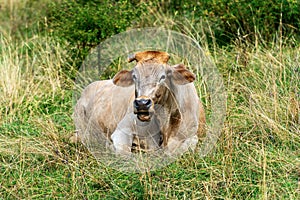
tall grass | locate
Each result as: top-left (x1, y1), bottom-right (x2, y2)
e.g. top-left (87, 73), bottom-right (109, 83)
top-left (0, 1), bottom-right (299, 199)
top-left (0, 36), bottom-right (59, 114)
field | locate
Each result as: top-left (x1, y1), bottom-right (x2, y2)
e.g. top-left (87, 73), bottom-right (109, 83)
top-left (0, 1), bottom-right (299, 199)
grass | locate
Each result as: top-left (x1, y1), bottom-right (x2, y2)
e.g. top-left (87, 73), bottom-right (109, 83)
top-left (0, 1), bottom-right (299, 199)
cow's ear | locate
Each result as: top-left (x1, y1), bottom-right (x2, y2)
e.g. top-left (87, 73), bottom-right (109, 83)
top-left (169, 64), bottom-right (195, 85)
top-left (113, 70), bottom-right (134, 87)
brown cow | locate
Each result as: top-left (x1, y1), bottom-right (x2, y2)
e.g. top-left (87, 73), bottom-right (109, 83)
top-left (74, 51), bottom-right (205, 156)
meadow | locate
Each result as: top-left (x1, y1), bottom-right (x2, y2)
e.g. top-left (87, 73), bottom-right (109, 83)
top-left (0, 0), bottom-right (299, 199)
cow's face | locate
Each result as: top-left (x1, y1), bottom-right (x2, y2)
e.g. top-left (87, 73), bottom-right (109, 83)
top-left (113, 51), bottom-right (195, 121)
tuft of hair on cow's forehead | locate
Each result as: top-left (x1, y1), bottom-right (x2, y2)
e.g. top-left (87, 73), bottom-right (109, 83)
top-left (128, 51), bottom-right (170, 65)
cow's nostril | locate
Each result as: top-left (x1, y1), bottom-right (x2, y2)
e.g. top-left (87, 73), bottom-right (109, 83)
top-left (143, 99), bottom-right (152, 106)
top-left (133, 100), bottom-right (139, 109)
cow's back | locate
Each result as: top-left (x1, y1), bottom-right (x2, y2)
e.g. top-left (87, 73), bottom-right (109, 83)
top-left (74, 80), bottom-right (135, 138)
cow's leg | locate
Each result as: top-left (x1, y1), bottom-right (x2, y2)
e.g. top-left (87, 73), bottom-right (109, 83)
top-left (164, 120), bottom-right (199, 156)
top-left (111, 129), bottom-right (133, 155)
top-left (164, 137), bottom-right (182, 156)
top-left (180, 135), bottom-right (198, 152)
top-left (164, 135), bottom-right (198, 156)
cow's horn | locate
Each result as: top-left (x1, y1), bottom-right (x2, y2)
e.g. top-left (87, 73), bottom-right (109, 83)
top-left (128, 54), bottom-right (136, 63)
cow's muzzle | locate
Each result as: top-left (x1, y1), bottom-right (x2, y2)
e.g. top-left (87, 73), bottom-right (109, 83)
top-left (133, 97), bottom-right (153, 121)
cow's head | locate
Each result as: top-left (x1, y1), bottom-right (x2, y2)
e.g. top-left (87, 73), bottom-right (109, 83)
top-left (113, 51), bottom-right (195, 122)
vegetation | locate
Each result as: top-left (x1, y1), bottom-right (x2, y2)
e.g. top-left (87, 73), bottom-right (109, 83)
top-left (0, 0), bottom-right (299, 199)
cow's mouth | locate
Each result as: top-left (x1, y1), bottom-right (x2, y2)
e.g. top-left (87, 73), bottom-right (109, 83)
top-left (136, 111), bottom-right (152, 122)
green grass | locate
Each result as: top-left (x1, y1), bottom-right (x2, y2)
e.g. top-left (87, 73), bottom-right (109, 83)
top-left (0, 1), bottom-right (299, 199)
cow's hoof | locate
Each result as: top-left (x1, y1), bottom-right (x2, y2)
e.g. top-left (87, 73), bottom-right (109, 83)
top-left (114, 145), bottom-right (132, 157)
top-left (69, 132), bottom-right (80, 143)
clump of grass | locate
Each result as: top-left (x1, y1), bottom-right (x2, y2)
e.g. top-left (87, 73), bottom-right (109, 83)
top-left (0, 34), bottom-right (71, 119)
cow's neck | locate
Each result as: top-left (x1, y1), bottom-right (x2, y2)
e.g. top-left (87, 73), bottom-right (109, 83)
top-left (156, 84), bottom-right (182, 145)
top-left (157, 84), bottom-right (179, 112)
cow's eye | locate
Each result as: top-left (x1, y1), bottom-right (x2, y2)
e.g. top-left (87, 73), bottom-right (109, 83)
top-left (132, 74), bottom-right (137, 81)
top-left (159, 75), bottom-right (166, 82)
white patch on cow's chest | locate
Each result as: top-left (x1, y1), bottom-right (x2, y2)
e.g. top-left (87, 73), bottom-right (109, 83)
top-left (111, 113), bottom-right (161, 153)
top-left (133, 116), bottom-right (160, 137)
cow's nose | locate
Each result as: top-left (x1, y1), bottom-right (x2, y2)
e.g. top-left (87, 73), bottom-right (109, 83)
top-left (134, 98), bottom-right (152, 110)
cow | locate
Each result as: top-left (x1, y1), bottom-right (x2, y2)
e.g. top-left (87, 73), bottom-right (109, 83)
top-left (73, 50), bottom-right (206, 156)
